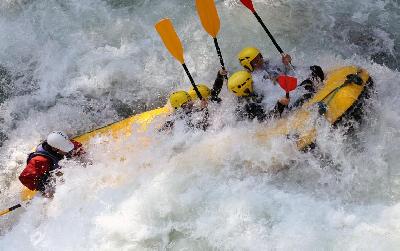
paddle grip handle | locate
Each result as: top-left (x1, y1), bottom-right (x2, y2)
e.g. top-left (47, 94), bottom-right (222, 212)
top-left (286, 92), bottom-right (289, 98)
top-left (182, 63), bottom-right (203, 100)
top-left (213, 37), bottom-right (226, 70)
top-left (253, 11), bottom-right (284, 54)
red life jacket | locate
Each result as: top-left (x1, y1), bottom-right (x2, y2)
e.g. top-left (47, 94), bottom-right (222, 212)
top-left (19, 142), bottom-right (63, 191)
top-left (27, 142), bottom-right (63, 171)
top-left (20, 140), bottom-right (83, 191)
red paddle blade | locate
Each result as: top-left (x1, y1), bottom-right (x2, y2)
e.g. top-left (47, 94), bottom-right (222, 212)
top-left (240, 0), bottom-right (256, 13)
top-left (277, 75), bottom-right (298, 93)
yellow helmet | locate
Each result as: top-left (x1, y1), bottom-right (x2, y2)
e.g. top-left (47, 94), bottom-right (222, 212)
top-left (169, 91), bottom-right (192, 110)
top-left (237, 47), bottom-right (261, 72)
top-left (188, 84), bottom-right (211, 100)
top-left (228, 71), bottom-right (253, 97)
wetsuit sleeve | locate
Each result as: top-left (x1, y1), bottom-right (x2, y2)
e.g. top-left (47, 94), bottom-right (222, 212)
top-left (210, 72), bottom-right (224, 103)
top-left (19, 156), bottom-right (51, 191)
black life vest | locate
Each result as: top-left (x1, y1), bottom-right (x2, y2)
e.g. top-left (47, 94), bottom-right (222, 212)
top-left (27, 142), bottom-right (63, 171)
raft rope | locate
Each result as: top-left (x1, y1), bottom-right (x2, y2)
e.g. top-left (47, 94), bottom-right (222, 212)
top-left (317, 69), bottom-right (364, 114)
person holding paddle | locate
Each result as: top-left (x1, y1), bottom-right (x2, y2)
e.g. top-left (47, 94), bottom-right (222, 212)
top-left (237, 47), bottom-right (325, 110)
top-left (236, 0), bottom-right (325, 109)
top-left (238, 46), bottom-right (292, 76)
top-left (188, 69), bottom-right (228, 103)
top-left (160, 91), bottom-right (209, 132)
top-left (161, 68), bottom-right (228, 132)
top-left (19, 131), bottom-right (85, 198)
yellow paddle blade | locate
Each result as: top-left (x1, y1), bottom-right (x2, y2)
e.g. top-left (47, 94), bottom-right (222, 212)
top-left (20, 188), bottom-right (37, 201)
top-left (0, 209), bottom-right (10, 216)
top-left (195, 0), bottom-right (221, 38)
top-left (155, 18), bottom-right (185, 64)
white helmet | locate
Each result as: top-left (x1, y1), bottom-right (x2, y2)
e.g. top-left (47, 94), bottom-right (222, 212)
top-left (46, 131), bottom-right (74, 153)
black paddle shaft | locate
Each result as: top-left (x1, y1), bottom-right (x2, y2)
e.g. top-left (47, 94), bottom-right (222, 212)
top-left (9, 204), bottom-right (21, 211)
top-left (1, 204), bottom-right (21, 216)
top-left (213, 37), bottom-right (226, 70)
top-left (182, 63), bottom-right (203, 100)
top-left (253, 11), bottom-right (284, 54)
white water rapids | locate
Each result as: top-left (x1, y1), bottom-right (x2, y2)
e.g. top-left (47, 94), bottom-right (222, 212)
top-left (0, 0), bottom-right (400, 250)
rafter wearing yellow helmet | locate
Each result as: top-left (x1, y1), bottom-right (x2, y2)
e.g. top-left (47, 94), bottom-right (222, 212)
top-left (227, 71), bottom-right (254, 97)
top-left (160, 69), bottom-right (228, 133)
top-left (235, 47), bottom-right (326, 119)
top-left (188, 69), bottom-right (228, 103)
top-left (162, 90), bottom-right (209, 132)
top-left (237, 47), bottom-right (292, 76)
top-left (188, 84), bottom-right (211, 100)
top-left (237, 47), bottom-right (261, 72)
top-left (169, 91), bottom-right (192, 110)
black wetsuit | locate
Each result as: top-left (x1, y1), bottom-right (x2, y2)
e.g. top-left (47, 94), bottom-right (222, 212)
top-left (235, 93), bottom-right (287, 122)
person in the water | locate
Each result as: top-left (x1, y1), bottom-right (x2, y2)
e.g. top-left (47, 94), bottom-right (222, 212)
top-left (19, 131), bottom-right (85, 198)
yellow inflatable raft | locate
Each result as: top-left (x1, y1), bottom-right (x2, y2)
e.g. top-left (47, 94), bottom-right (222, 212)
top-left (17, 65), bottom-right (372, 203)
top-left (73, 65), bottom-right (372, 150)
top-left (74, 106), bottom-right (171, 144)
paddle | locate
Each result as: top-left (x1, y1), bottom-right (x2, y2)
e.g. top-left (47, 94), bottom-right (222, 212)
top-left (277, 75), bottom-right (297, 98)
top-left (1, 189), bottom-right (37, 217)
top-left (155, 18), bottom-right (203, 100)
top-left (239, 0), bottom-right (286, 56)
top-left (195, 0), bottom-right (226, 72)
top-left (0, 204), bottom-right (22, 216)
